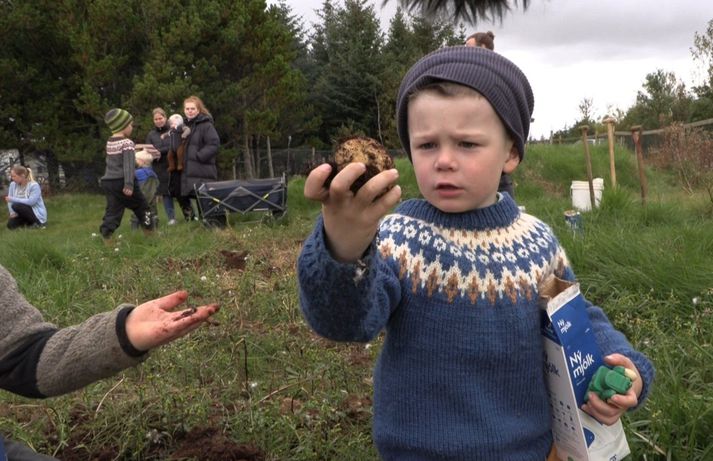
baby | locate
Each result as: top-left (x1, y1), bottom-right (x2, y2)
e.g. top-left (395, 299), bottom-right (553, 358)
top-left (168, 113), bottom-right (184, 131)
top-left (167, 113), bottom-right (190, 172)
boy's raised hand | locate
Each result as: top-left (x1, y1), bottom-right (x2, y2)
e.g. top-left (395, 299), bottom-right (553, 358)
top-left (581, 353), bottom-right (643, 425)
top-left (125, 291), bottom-right (220, 351)
top-left (304, 162), bottom-right (401, 263)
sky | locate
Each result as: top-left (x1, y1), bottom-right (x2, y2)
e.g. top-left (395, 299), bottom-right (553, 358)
top-left (270, 0), bottom-right (713, 139)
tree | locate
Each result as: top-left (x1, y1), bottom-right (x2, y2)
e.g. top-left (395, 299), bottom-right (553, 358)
top-left (620, 70), bottom-right (691, 130)
top-left (310, 0), bottom-right (386, 145)
top-left (0, 0), bottom-right (168, 188)
top-left (378, 8), bottom-right (463, 148)
top-left (577, 98), bottom-right (595, 127)
top-left (691, 18), bottom-right (713, 121)
top-left (0, 0), bottom-right (315, 182)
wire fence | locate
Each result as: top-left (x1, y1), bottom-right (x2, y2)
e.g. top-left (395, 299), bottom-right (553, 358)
top-left (1, 147), bottom-right (409, 195)
top-left (545, 118), bottom-right (713, 155)
top-left (3, 118), bottom-right (711, 195)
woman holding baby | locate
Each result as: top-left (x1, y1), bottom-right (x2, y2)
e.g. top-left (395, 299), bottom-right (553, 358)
top-left (145, 107), bottom-right (176, 224)
top-left (147, 97), bottom-right (219, 223)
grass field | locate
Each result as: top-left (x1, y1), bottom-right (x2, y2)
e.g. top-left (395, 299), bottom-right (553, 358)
top-left (1, 143), bottom-right (712, 460)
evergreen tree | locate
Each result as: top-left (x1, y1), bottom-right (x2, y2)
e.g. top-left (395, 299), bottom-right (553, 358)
top-left (310, 0), bottom-right (385, 145)
top-left (378, 9), bottom-right (463, 149)
top-left (1, 0), bottom-right (314, 181)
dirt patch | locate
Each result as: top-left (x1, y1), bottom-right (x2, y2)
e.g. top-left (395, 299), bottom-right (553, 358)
top-left (169, 426), bottom-right (264, 461)
top-left (342, 394), bottom-right (372, 421)
top-left (220, 250), bottom-right (249, 271)
top-left (346, 345), bottom-right (373, 367)
top-left (55, 446), bottom-right (118, 461)
top-left (51, 414), bottom-right (265, 461)
top-left (165, 256), bottom-right (207, 273)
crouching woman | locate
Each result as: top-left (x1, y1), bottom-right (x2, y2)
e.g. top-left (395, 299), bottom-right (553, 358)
top-left (5, 165), bottom-right (47, 229)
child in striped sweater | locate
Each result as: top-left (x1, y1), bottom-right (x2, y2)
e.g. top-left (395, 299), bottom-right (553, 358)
top-left (99, 108), bottom-right (154, 239)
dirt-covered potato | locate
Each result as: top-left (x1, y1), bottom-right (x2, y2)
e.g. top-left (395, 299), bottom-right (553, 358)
top-left (324, 136), bottom-right (395, 194)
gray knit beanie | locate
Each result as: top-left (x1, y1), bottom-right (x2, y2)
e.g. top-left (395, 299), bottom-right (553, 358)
top-left (396, 46), bottom-right (534, 160)
top-left (105, 108), bottom-right (133, 134)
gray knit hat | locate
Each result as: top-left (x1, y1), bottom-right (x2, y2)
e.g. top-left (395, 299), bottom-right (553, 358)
top-left (105, 108), bottom-right (133, 134)
top-left (396, 46), bottom-right (534, 160)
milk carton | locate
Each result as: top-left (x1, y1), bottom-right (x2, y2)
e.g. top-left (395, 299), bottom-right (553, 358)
top-left (541, 278), bottom-right (630, 461)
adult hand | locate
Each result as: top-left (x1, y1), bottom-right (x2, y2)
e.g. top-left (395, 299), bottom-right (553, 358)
top-left (4, 196), bottom-right (10, 203)
top-left (123, 187), bottom-right (133, 197)
top-left (125, 290), bottom-right (220, 351)
top-left (304, 163), bottom-right (401, 262)
top-left (581, 353), bottom-right (642, 425)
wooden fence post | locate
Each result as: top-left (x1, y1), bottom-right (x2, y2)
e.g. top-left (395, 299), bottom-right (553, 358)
top-left (603, 116), bottom-right (617, 188)
top-left (579, 125), bottom-right (596, 210)
top-left (630, 125), bottom-right (648, 205)
top-left (266, 136), bottom-right (275, 178)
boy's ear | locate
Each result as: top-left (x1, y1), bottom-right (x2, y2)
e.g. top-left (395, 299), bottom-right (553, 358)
top-left (502, 144), bottom-right (520, 174)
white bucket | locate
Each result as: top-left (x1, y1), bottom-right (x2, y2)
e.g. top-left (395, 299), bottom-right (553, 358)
top-left (571, 178), bottom-right (604, 212)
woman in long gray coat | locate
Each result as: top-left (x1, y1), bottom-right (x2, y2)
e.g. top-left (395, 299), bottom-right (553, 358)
top-left (179, 95), bottom-right (220, 221)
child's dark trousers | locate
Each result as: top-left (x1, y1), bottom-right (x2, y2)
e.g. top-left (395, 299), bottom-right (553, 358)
top-left (99, 178), bottom-right (153, 238)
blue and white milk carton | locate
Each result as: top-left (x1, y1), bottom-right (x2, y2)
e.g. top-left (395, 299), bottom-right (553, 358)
top-left (541, 279), bottom-right (630, 461)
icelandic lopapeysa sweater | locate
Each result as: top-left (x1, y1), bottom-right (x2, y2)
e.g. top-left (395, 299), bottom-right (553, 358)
top-left (298, 195), bottom-right (654, 461)
top-left (102, 136), bottom-right (136, 189)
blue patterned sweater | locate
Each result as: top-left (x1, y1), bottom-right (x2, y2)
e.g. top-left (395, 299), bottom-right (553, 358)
top-left (297, 195), bottom-right (654, 461)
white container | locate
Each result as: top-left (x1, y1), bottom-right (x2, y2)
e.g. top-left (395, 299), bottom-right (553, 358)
top-left (542, 280), bottom-right (631, 461)
top-left (571, 178), bottom-right (604, 212)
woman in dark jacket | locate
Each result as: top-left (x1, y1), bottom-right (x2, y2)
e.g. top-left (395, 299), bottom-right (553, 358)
top-left (179, 95), bottom-right (220, 221)
top-left (145, 107), bottom-right (175, 224)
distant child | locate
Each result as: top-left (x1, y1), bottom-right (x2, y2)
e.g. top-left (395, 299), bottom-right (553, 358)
top-left (130, 150), bottom-right (160, 229)
top-left (297, 47), bottom-right (655, 460)
top-left (465, 30), bottom-right (495, 50)
top-left (166, 113), bottom-right (193, 220)
top-left (99, 108), bottom-right (154, 239)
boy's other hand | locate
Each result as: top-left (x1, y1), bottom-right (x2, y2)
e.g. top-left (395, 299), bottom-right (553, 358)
top-left (123, 187), bottom-right (133, 197)
top-left (125, 290), bottom-right (220, 351)
top-left (581, 353), bottom-right (642, 425)
top-left (304, 162), bottom-right (401, 263)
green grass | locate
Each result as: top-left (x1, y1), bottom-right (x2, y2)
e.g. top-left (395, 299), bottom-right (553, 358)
top-left (1, 144), bottom-right (712, 460)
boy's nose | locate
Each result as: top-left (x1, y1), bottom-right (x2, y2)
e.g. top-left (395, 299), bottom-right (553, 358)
top-left (434, 148), bottom-right (456, 170)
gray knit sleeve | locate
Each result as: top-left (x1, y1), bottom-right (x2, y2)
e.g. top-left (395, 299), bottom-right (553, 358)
top-left (34, 304), bottom-right (148, 397)
top-left (0, 265), bottom-right (146, 398)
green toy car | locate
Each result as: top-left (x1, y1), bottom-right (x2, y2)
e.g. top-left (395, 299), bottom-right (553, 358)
top-left (585, 365), bottom-right (637, 402)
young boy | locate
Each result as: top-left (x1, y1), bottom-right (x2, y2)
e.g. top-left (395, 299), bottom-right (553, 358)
top-left (99, 108), bottom-right (154, 239)
top-left (130, 150), bottom-right (160, 230)
top-left (297, 47), bottom-right (654, 460)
